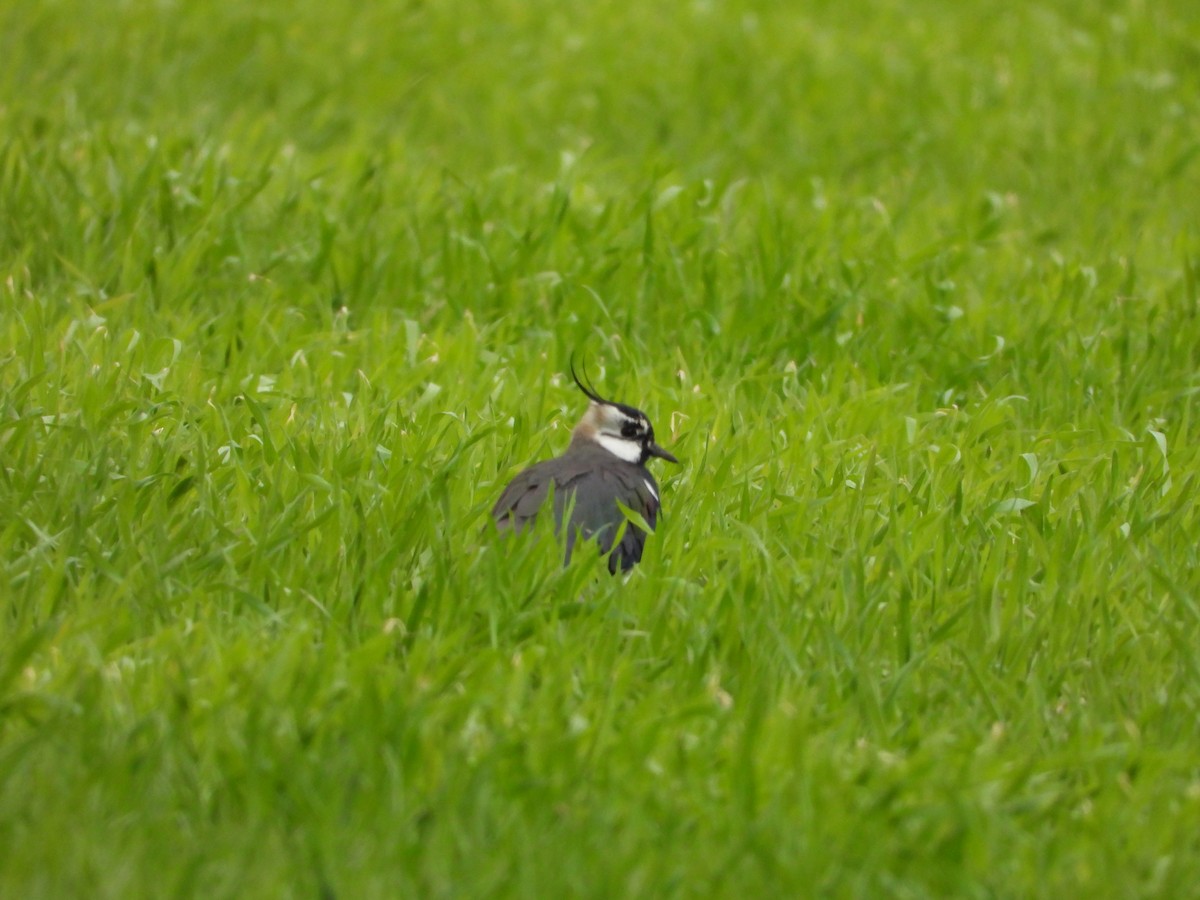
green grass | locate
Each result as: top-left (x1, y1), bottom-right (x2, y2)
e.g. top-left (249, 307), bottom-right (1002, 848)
top-left (3, 0), bottom-right (1200, 895)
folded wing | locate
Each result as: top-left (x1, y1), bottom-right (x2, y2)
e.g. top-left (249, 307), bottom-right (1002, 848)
top-left (492, 453), bottom-right (661, 573)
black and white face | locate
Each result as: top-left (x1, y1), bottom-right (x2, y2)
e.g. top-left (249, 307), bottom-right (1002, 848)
top-left (579, 400), bottom-right (678, 466)
top-left (569, 360), bottom-right (679, 466)
top-left (593, 402), bottom-right (655, 464)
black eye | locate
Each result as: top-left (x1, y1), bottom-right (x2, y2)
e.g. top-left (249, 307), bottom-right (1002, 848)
top-left (621, 421), bottom-right (641, 438)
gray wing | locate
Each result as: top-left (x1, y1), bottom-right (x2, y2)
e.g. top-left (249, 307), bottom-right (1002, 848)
top-left (493, 451), bottom-right (662, 572)
top-left (491, 459), bottom-right (562, 534)
top-left (555, 466), bottom-right (661, 573)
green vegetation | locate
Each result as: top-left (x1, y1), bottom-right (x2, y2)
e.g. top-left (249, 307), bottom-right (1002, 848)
top-left (3, 0), bottom-right (1199, 895)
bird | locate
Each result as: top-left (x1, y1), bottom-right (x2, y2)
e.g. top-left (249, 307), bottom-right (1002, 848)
top-left (492, 361), bottom-right (679, 573)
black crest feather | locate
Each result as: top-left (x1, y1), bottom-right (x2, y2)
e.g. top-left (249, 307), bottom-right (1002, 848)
top-left (569, 354), bottom-right (608, 405)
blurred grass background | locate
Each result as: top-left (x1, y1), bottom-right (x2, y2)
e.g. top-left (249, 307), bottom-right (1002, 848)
top-left (2, 0), bottom-right (1200, 896)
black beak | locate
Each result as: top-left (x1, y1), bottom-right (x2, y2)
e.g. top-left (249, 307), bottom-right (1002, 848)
top-left (648, 442), bottom-right (679, 464)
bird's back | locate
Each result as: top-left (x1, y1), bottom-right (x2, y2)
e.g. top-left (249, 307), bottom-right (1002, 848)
top-left (493, 442), bottom-right (661, 572)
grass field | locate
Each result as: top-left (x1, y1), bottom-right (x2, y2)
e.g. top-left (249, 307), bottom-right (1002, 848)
top-left (3, 0), bottom-right (1200, 895)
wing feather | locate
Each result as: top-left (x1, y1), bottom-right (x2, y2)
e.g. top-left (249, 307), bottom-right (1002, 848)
top-left (492, 446), bottom-right (665, 572)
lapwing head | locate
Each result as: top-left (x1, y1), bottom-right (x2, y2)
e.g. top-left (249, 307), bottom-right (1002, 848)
top-left (569, 360), bottom-right (679, 467)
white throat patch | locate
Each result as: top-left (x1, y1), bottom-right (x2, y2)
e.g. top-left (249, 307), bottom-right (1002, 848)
top-left (595, 432), bottom-right (643, 463)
